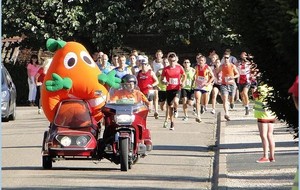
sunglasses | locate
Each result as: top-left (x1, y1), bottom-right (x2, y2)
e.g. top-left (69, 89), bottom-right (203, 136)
top-left (224, 57), bottom-right (229, 59)
top-left (184, 61), bottom-right (190, 63)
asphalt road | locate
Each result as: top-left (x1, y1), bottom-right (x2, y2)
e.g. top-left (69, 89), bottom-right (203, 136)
top-left (2, 106), bottom-right (217, 190)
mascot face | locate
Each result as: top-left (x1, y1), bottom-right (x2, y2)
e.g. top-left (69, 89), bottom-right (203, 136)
top-left (42, 39), bottom-right (108, 122)
top-left (45, 42), bottom-right (106, 99)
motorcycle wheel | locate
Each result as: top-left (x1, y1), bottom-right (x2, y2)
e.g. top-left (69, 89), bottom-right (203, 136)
top-left (119, 137), bottom-right (129, 171)
top-left (42, 131), bottom-right (52, 169)
top-left (42, 156), bottom-right (52, 169)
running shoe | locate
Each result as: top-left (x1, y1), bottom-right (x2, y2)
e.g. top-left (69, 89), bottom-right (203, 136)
top-left (195, 117), bottom-right (202, 123)
top-left (192, 107), bottom-right (197, 116)
top-left (245, 107), bottom-right (249, 115)
top-left (154, 112), bottom-right (159, 119)
top-left (230, 103), bottom-right (235, 110)
top-left (163, 121), bottom-right (168, 128)
top-left (182, 116), bottom-right (188, 121)
top-left (224, 115), bottom-right (231, 121)
top-left (200, 105), bottom-right (205, 114)
top-left (174, 110), bottom-right (178, 118)
top-left (169, 122), bottom-right (175, 130)
top-left (256, 157), bottom-right (270, 163)
top-left (38, 109), bottom-right (42, 114)
top-left (211, 109), bottom-right (216, 114)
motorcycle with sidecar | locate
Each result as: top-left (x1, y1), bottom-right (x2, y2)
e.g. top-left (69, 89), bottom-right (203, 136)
top-left (41, 88), bottom-right (152, 171)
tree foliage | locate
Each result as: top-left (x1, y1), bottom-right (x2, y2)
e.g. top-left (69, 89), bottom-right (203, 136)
top-left (3, 0), bottom-right (238, 52)
top-left (228, 0), bottom-right (298, 137)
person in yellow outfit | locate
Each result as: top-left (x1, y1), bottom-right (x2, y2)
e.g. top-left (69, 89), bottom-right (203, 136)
top-left (253, 84), bottom-right (276, 163)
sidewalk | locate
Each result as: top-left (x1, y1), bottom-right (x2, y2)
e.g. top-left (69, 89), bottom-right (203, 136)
top-left (215, 103), bottom-right (298, 189)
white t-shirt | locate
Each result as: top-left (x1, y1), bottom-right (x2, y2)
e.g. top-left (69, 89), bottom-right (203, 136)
top-left (152, 60), bottom-right (164, 74)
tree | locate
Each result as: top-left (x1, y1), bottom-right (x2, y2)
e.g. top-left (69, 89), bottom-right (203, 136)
top-left (228, 0), bottom-right (298, 137)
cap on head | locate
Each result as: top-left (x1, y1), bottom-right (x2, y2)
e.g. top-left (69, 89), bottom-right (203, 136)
top-left (137, 55), bottom-right (144, 61)
top-left (167, 52), bottom-right (177, 58)
top-left (141, 55), bottom-right (149, 64)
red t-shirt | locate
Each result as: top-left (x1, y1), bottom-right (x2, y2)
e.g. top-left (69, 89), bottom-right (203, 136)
top-left (137, 70), bottom-right (154, 95)
top-left (161, 65), bottom-right (184, 91)
top-left (289, 76), bottom-right (298, 97)
top-left (37, 67), bottom-right (45, 82)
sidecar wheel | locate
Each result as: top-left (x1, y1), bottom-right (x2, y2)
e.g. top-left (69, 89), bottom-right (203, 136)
top-left (42, 156), bottom-right (52, 169)
top-left (119, 137), bottom-right (129, 171)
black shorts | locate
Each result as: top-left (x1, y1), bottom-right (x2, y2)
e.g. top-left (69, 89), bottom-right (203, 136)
top-left (158, 91), bottom-right (167, 102)
top-left (166, 90), bottom-right (181, 106)
top-left (181, 89), bottom-right (194, 101)
top-left (213, 84), bottom-right (221, 91)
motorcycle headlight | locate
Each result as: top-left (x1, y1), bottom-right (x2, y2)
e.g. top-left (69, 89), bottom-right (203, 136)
top-left (76, 136), bottom-right (88, 147)
top-left (60, 136), bottom-right (72, 147)
top-left (115, 114), bottom-right (135, 124)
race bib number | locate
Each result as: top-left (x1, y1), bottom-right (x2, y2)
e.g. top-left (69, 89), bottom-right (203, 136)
top-left (185, 79), bottom-right (191, 86)
top-left (169, 78), bottom-right (178, 85)
top-left (240, 69), bottom-right (247, 75)
top-left (197, 76), bottom-right (205, 81)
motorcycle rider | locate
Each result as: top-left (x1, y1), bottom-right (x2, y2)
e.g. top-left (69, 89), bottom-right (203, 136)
top-left (110, 74), bottom-right (150, 106)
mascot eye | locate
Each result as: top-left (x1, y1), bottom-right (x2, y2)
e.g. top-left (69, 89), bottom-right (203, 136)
top-left (80, 51), bottom-right (96, 68)
top-left (64, 52), bottom-right (78, 69)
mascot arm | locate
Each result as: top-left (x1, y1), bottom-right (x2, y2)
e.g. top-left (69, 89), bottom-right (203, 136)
top-left (45, 73), bottom-right (73, 92)
top-left (98, 70), bottom-right (121, 89)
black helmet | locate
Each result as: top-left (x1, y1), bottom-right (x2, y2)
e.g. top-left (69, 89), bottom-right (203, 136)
top-left (121, 74), bottom-right (137, 84)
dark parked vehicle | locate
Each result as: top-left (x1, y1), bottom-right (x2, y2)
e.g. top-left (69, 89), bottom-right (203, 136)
top-left (1, 64), bottom-right (17, 122)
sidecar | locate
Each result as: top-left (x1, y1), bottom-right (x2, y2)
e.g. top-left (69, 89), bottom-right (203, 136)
top-left (41, 99), bottom-right (100, 169)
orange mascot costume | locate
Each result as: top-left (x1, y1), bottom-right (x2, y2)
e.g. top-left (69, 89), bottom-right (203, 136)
top-left (41, 38), bottom-right (121, 123)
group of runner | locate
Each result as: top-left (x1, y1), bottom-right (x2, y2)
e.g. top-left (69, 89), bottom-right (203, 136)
top-left (93, 48), bottom-right (257, 130)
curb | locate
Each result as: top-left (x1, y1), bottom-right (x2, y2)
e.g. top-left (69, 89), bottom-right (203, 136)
top-left (213, 111), bottom-right (227, 190)
top-left (211, 111), bottom-right (221, 190)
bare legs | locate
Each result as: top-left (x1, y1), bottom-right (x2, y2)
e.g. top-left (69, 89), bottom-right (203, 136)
top-left (257, 122), bottom-right (275, 159)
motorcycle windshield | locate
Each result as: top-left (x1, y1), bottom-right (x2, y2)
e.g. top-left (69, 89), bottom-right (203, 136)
top-left (107, 87), bottom-right (143, 105)
top-left (53, 100), bottom-right (93, 128)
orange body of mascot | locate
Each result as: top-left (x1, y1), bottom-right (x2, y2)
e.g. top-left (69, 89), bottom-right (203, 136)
top-left (41, 39), bottom-right (120, 123)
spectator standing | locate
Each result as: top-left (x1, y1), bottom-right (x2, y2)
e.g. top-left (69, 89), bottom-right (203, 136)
top-left (161, 52), bottom-right (186, 130)
top-left (137, 57), bottom-right (159, 118)
top-left (193, 55), bottom-right (214, 122)
top-left (27, 54), bottom-right (41, 106)
top-left (253, 84), bottom-right (276, 163)
top-left (181, 59), bottom-right (196, 121)
top-left (35, 58), bottom-right (52, 114)
top-left (217, 53), bottom-right (239, 121)
top-left (288, 76), bottom-right (298, 190)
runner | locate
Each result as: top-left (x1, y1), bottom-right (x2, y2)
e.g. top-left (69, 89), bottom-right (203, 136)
top-left (161, 52), bottom-right (186, 130)
top-left (193, 55), bottom-right (214, 122)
